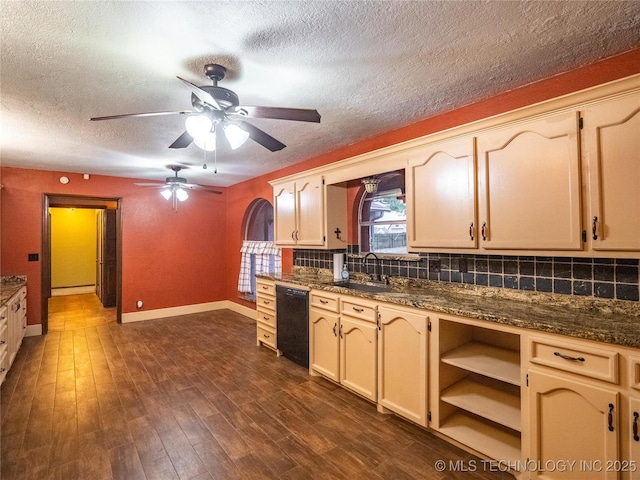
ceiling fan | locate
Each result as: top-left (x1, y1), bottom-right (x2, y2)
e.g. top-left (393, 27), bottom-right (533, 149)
top-left (91, 63), bottom-right (321, 152)
top-left (135, 165), bottom-right (221, 208)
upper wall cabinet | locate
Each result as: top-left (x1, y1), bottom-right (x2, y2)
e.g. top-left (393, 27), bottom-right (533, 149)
top-left (406, 137), bottom-right (477, 249)
top-left (477, 111), bottom-right (583, 250)
top-left (585, 91), bottom-right (640, 252)
top-left (273, 175), bottom-right (347, 249)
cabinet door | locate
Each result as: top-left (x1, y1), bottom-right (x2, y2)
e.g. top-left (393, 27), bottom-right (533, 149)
top-left (407, 137), bottom-right (477, 249)
top-left (529, 370), bottom-right (619, 479)
top-left (630, 397), bottom-right (640, 480)
top-left (296, 175), bottom-right (325, 246)
top-left (274, 181), bottom-right (297, 245)
top-left (309, 307), bottom-right (340, 382)
top-left (378, 305), bottom-right (428, 426)
top-left (585, 92), bottom-right (640, 251)
top-left (339, 316), bottom-right (377, 402)
top-left (477, 111), bottom-right (582, 250)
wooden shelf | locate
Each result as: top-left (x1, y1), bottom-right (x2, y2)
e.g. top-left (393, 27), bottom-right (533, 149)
top-left (439, 411), bottom-right (521, 463)
top-left (441, 341), bottom-right (520, 386)
top-left (441, 378), bottom-right (521, 431)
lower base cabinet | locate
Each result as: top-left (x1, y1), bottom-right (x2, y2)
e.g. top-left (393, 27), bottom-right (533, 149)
top-left (528, 370), bottom-right (620, 480)
top-left (378, 304), bottom-right (428, 426)
top-left (339, 315), bottom-right (377, 402)
top-left (309, 306), bottom-right (340, 382)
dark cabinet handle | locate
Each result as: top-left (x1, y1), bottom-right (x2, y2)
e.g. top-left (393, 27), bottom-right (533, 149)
top-left (294, 230), bottom-right (299, 241)
top-left (634, 412), bottom-right (639, 441)
top-left (608, 403), bottom-right (614, 432)
top-left (332, 323), bottom-right (337, 337)
top-left (0, 367), bottom-right (5, 373)
top-left (352, 307), bottom-right (364, 312)
top-left (291, 231), bottom-right (296, 240)
top-left (481, 222), bottom-right (487, 241)
top-left (263, 333), bottom-right (270, 339)
top-left (263, 316), bottom-right (269, 321)
top-left (0, 340), bottom-right (4, 345)
top-left (469, 222), bottom-right (474, 241)
top-left (592, 216), bottom-right (599, 240)
top-left (262, 285), bottom-right (269, 290)
top-left (339, 324), bottom-right (343, 339)
top-left (554, 351), bottom-right (585, 362)
top-left (319, 299), bottom-right (328, 304)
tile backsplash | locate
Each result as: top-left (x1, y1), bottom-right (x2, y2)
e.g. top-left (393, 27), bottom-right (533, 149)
top-left (293, 249), bottom-right (640, 302)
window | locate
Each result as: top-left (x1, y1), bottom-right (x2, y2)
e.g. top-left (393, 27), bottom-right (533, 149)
top-left (359, 172), bottom-right (407, 254)
top-left (238, 199), bottom-right (281, 301)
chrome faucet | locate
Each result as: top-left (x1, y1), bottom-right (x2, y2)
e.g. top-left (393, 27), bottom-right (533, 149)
top-left (362, 252), bottom-right (382, 282)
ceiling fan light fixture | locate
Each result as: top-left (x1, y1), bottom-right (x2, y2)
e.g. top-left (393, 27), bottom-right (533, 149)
top-left (185, 114), bottom-right (213, 139)
top-left (160, 188), bottom-right (172, 200)
top-left (175, 187), bottom-right (189, 202)
top-left (194, 130), bottom-right (216, 151)
top-left (224, 123), bottom-right (250, 150)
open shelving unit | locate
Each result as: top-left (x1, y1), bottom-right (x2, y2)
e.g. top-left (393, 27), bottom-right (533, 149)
top-left (435, 318), bottom-right (522, 463)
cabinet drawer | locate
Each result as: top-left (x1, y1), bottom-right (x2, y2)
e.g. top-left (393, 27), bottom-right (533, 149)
top-left (0, 350), bottom-right (7, 385)
top-left (310, 291), bottom-right (340, 313)
top-left (256, 309), bottom-right (276, 329)
top-left (256, 280), bottom-right (276, 297)
top-left (257, 325), bottom-right (276, 349)
top-left (256, 294), bottom-right (276, 312)
top-left (340, 298), bottom-right (377, 323)
top-left (529, 336), bottom-right (618, 383)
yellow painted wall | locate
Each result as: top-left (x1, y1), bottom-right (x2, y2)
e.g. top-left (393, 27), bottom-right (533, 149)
top-left (51, 208), bottom-right (97, 288)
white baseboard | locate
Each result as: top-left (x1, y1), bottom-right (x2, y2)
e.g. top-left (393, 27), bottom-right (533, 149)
top-left (121, 300), bottom-right (256, 323)
top-left (26, 324), bottom-right (42, 336)
top-left (52, 286), bottom-right (95, 296)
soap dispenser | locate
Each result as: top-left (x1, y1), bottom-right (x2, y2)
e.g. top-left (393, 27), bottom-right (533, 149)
top-left (341, 263), bottom-right (349, 281)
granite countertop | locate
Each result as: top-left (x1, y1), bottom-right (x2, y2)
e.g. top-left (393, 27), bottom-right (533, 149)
top-left (0, 276), bottom-right (27, 308)
top-left (260, 268), bottom-right (640, 349)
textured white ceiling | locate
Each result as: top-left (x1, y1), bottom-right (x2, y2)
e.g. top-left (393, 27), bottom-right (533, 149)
top-left (2, 1), bottom-right (639, 187)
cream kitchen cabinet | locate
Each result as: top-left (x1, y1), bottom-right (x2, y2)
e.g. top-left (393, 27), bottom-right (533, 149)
top-left (0, 305), bottom-right (8, 385)
top-left (584, 91), bottom-right (640, 252)
top-left (309, 290), bottom-right (378, 402)
top-left (528, 371), bottom-right (619, 480)
top-left (7, 286), bottom-right (27, 368)
top-left (377, 304), bottom-right (429, 426)
top-left (528, 335), bottom-right (624, 480)
top-left (406, 136), bottom-right (477, 249)
top-left (431, 314), bottom-right (523, 464)
top-left (272, 175), bottom-right (347, 249)
top-left (628, 396), bottom-right (640, 480)
top-left (256, 279), bottom-right (277, 351)
top-left (477, 110), bottom-right (582, 250)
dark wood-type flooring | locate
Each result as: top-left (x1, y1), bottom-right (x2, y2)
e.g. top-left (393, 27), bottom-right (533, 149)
top-left (1, 302), bottom-right (513, 479)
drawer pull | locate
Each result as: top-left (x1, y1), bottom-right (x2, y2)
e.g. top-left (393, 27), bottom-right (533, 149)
top-left (0, 341), bottom-right (4, 345)
top-left (352, 307), bottom-right (364, 312)
top-left (553, 351), bottom-right (585, 362)
top-left (319, 299), bottom-right (328, 304)
top-left (634, 412), bottom-right (639, 441)
top-left (262, 286), bottom-right (269, 290)
top-left (608, 404), bottom-right (615, 432)
top-left (332, 323), bottom-right (337, 337)
top-left (263, 334), bottom-right (270, 339)
top-left (0, 367), bottom-right (4, 373)
top-left (263, 300), bottom-right (270, 305)
top-left (263, 316), bottom-right (269, 321)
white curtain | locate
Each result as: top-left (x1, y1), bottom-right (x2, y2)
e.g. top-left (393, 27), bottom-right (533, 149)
top-left (238, 241), bottom-right (281, 294)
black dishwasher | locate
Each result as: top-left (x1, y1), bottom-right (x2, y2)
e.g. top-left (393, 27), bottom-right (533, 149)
top-left (276, 285), bottom-right (309, 368)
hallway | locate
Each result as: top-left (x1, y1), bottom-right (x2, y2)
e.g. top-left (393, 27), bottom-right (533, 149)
top-left (48, 293), bottom-right (116, 331)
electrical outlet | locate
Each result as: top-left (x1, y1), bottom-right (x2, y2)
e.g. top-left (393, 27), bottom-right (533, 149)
top-left (429, 259), bottom-right (440, 273)
top-left (28, 253), bottom-right (39, 262)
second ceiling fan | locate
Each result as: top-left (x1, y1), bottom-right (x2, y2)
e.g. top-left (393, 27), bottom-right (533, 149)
top-left (91, 63), bottom-right (321, 152)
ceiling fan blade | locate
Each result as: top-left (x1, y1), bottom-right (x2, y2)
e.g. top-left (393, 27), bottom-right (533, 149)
top-left (134, 183), bottom-right (166, 187)
top-left (233, 120), bottom-right (286, 152)
top-left (90, 110), bottom-right (191, 121)
top-left (184, 184), bottom-right (223, 194)
top-left (169, 131), bottom-right (193, 149)
top-left (176, 76), bottom-right (221, 110)
top-left (229, 106), bottom-right (321, 123)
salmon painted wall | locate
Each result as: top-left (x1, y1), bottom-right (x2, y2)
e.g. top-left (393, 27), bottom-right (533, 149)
top-left (224, 47), bottom-right (640, 307)
top-left (0, 168), bottom-right (227, 325)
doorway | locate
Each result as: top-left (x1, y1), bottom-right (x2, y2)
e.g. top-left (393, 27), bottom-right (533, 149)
top-left (42, 194), bottom-right (122, 333)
